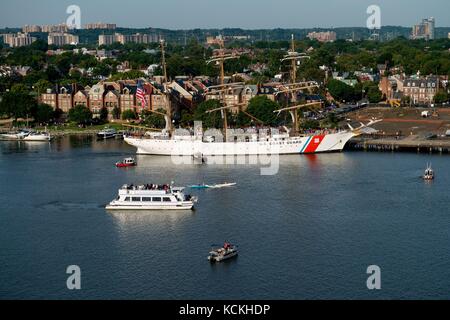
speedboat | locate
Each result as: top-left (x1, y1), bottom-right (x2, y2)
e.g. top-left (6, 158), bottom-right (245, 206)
top-left (423, 164), bottom-right (434, 180)
top-left (189, 182), bottom-right (237, 189)
top-left (208, 243), bottom-right (238, 263)
top-left (97, 127), bottom-right (117, 139)
top-left (106, 184), bottom-right (197, 211)
top-left (116, 157), bottom-right (137, 168)
top-left (0, 130), bottom-right (30, 140)
top-left (23, 132), bottom-right (52, 142)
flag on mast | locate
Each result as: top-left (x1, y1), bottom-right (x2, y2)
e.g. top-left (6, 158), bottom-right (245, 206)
top-left (136, 81), bottom-right (147, 108)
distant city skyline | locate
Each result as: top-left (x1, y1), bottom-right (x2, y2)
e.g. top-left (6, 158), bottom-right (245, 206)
top-left (1, 0), bottom-right (450, 29)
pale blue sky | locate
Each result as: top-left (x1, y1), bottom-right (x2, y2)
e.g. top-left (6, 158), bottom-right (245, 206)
top-left (1, 0), bottom-right (449, 29)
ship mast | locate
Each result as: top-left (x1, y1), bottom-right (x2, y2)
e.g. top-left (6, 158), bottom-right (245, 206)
top-left (160, 39), bottom-right (173, 134)
top-left (205, 36), bottom-right (244, 142)
top-left (277, 35), bottom-right (320, 134)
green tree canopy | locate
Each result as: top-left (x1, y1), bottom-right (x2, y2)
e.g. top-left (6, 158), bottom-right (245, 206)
top-left (141, 109), bottom-right (166, 129)
top-left (245, 96), bottom-right (281, 127)
top-left (31, 103), bottom-right (54, 124)
top-left (122, 109), bottom-right (138, 121)
top-left (327, 79), bottom-right (357, 102)
top-left (0, 91), bottom-right (37, 120)
top-left (193, 99), bottom-right (228, 129)
top-left (68, 104), bottom-right (93, 124)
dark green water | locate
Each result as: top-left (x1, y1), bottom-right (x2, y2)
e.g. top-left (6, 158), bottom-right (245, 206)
top-left (0, 136), bottom-right (449, 299)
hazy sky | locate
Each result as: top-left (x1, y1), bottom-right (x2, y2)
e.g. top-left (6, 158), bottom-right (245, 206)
top-left (1, 0), bottom-right (449, 29)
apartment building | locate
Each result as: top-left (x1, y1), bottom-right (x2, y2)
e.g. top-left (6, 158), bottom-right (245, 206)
top-left (403, 76), bottom-right (439, 104)
top-left (22, 25), bottom-right (42, 33)
top-left (98, 33), bottom-right (159, 46)
top-left (307, 31), bottom-right (337, 43)
top-left (411, 17), bottom-right (435, 40)
top-left (2, 33), bottom-right (37, 48)
top-left (48, 33), bottom-right (79, 46)
top-left (84, 23), bottom-right (116, 30)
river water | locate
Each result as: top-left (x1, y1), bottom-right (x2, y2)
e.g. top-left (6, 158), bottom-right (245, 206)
top-left (0, 136), bottom-right (449, 299)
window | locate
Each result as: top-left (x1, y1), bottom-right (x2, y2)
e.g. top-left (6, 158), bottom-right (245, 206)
top-left (163, 197), bottom-right (172, 202)
top-left (124, 197), bottom-right (131, 202)
top-left (132, 197), bottom-right (141, 202)
top-left (152, 197), bottom-right (162, 202)
top-left (142, 197), bottom-right (152, 202)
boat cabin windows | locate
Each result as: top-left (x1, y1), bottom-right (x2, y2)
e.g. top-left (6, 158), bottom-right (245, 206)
top-left (124, 197), bottom-right (131, 202)
top-left (132, 197), bottom-right (141, 202)
top-left (163, 197), bottom-right (172, 202)
top-left (152, 197), bottom-right (162, 202)
top-left (142, 197), bottom-right (152, 202)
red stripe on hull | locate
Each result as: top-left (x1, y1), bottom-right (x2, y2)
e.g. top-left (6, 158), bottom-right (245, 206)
top-left (303, 135), bottom-right (326, 153)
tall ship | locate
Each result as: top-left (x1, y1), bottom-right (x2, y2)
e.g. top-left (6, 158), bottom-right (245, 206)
top-left (124, 36), bottom-right (379, 156)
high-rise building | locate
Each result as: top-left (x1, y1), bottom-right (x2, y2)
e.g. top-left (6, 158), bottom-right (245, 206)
top-left (84, 23), bottom-right (116, 30)
top-left (22, 25), bottom-right (42, 33)
top-left (1, 33), bottom-right (37, 48)
top-left (412, 17), bottom-right (435, 40)
top-left (98, 33), bottom-right (159, 46)
top-left (48, 33), bottom-right (79, 46)
top-left (42, 24), bottom-right (69, 33)
top-left (307, 31), bottom-right (337, 42)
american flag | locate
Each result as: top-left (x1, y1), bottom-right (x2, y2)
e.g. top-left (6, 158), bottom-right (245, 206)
top-left (136, 81), bottom-right (147, 108)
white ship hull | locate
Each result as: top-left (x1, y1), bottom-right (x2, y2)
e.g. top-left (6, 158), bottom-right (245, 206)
top-left (106, 202), bottom-right (194, 211)
top-left (124, 131), bottom-right (356, 156)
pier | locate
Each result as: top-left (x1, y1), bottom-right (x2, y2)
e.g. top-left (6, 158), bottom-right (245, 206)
top-left (349, 135), bottom-right (450, 154)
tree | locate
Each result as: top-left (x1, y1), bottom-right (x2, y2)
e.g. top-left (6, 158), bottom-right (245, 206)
top-left (0, 91), bottom-right (36, 120)
top-left (327, 79), bottom-right (356, 102)
top-left (245, 96), bottom-right (281, 126)
top-left (122, 109), bottom-right (138, 121)
top-left (367, 86), bottom-right (382, 103)
top-left (434, 91), bottom-right (449, 104)
top-left (112, 106), bottom-right (121, 120)
top-left (33, 79), bottom-right (52, 95)
top-left (31, 103), bottom-right (54, 124)
top-left (99, 107), bottom-right (109, 122)
top-left (141, 109), bottom-right (166, 129)
top-left (194, 100), bottom-right (224, 128)
top-left (68, 105), bottom-right (93, 124)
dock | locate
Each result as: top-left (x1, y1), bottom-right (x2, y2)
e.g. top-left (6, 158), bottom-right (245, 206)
top-left (349, 135), bottom-right (450, 154)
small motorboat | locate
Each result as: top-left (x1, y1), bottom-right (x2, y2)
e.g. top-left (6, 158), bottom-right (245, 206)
top-left (208, 182), bottom-right (237, 189)
top-left (188, 182), bottom-right (237, 190)
top-left (97, 127), bottom-right (117, 139)
top-left (23, 132), bottom-right (52, 142)
top-left (116, 157), bottom-right (137, 168)
top-left (423, 163), bottom-right (434, 181)
top-left (0, 129), bottom-right (30, 140)
top-left (208, 243), bottom-right (238, 263)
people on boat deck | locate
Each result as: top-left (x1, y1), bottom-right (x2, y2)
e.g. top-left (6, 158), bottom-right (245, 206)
top-left (125, 184), bottom-right (171, 191)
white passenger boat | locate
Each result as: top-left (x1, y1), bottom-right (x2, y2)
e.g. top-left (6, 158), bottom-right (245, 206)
top-left (106, 184), bottom-right (197, 211)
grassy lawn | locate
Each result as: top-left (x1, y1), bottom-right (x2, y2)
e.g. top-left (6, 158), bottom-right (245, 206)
top-left (37, 122), bottom-right (127, 133)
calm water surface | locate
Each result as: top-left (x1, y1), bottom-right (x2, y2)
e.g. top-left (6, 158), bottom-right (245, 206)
top-left (0, 136), bottom-right (449, 299)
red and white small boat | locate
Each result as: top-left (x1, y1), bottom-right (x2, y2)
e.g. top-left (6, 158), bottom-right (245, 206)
top-left (116, 157), bottom-right (137, 168)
